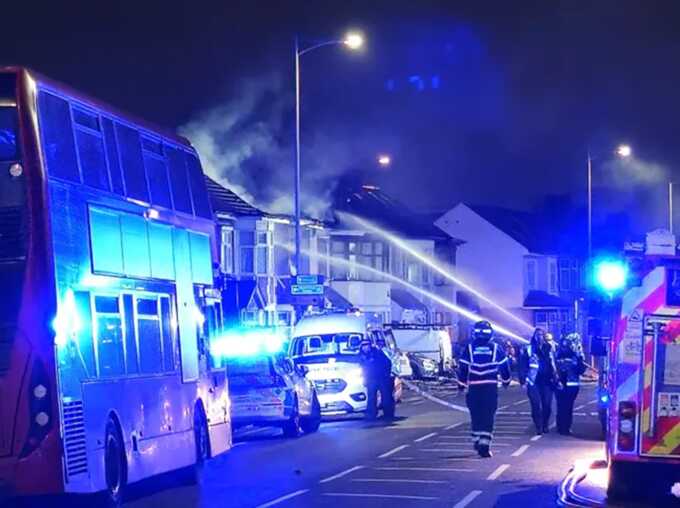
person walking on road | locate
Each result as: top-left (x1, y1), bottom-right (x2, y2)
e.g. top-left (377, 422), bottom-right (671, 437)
top-left (457, 321), bottom-right (512, 458)
top-left (555, 333), bottom-right (587, 435)
top-left (359, 338), bottom-right (395, 420)
top-left (519, 328), bottom-right (559, 435)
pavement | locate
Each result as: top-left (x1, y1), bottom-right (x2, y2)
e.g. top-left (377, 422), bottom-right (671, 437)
top-left (117, 381), bottom-right (608, 508)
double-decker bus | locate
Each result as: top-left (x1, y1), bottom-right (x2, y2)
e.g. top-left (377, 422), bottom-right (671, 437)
top-left (604, 255), bottom-right (680, 503)
top-left (0, 67), bottom-right (231, 506)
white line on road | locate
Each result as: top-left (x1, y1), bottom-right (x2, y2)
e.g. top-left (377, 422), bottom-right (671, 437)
top-left (414, 432), bottom-right (438, 443)
top-left (256, 490), bottom-right (309, 508)
top-left (530, 434), bottom-right (542, 442)
top-left (453, 490), bottom-right (483, 508)
top-left (424, 444), bottom-right (512, 449)
top-left (379, 444), bottom-right (409, 458)
top-left (511, 444), bottom-right (530, 457)
top-left (445, 422), bottom-right (464, 431)
top-left (403, 379), bottom-right (469, 413)
top-left (574, 404), bottom-right (587, 411)
top-left (411, 400), bottom-right (426, 406)
top-left (498, 404), bottom-right (510, 410)
top-left (375, 466), bottom-right (473, 472)
top-left (324, 492), bottom-right (439, 501)
top-left (352, 478), bottom-right (447, 484)
top-left (487, 464), bottom-right (510, 481)
top-left (512, 399), bottom-right (529, 406)
top-left (319, 465), bottom-right (364, 484)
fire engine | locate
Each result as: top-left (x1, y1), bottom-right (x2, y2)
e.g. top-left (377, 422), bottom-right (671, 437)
top-left (603, 247), bottom-right (680, 501)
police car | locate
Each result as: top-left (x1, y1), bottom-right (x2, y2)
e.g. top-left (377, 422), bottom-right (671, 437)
top-left (290, 312), bottom-right (408, 415)
top-left (227, 354), bottom-right (321, 437)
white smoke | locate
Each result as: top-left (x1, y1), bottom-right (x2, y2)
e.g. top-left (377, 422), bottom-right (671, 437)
top-left (180, 73), bottom-right (384, 218)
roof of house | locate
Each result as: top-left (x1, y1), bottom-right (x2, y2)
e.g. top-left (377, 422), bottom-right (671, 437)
top-left (335, 184), bottom-right (456, 241)
top-left (390, 287), bottom-right (428, 312)
top-left (523, 290), bottom-right (571, 308)
top-left (205, 176), bottom-right (263, 218)
top-left (467, 205), bottom-right (557, 254)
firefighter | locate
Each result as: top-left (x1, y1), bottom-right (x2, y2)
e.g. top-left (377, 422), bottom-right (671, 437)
top-left (519, 328), bottom-right (559, 435)
top-left (457, 321), bottom-right (512, 458)
top-left (359, 338), bottom-right (395, 420)
top-left (555, 333), bottom-right (587, 435)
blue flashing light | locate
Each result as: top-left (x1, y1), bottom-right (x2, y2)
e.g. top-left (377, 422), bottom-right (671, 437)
top-left (593, 259), bottom-right (628, 293)
top-left (212, 327), bottom-right (288, 360)
top-left (599, 393), bottom-right (610, 405)
top-left (53, 289), bottom-right (81, 346)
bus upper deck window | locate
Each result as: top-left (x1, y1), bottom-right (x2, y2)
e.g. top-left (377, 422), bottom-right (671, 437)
top-left (0, 107), bottom-right (18, 162)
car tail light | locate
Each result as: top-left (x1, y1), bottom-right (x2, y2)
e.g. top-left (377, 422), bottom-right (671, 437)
top-left (19, 359), bottom-right (53, 458)
top-left (617, 401), bottom-right (636, 452)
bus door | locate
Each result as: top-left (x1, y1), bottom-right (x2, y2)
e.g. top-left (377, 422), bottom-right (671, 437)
top-left (640, 316), bottom-right (680, 458)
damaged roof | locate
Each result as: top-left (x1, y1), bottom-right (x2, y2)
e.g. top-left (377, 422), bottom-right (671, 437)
top-left (205, 176), bottom-right (263, 218)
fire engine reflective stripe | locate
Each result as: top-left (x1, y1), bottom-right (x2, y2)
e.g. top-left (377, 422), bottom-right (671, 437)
top-left (641, 339), bottom-right (655, 433)
top-left (648, 422), bottom-right (680, 456)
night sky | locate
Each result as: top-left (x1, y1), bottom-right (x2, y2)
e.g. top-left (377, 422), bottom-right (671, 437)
top-left (5, 1), bottom-right (680, 237)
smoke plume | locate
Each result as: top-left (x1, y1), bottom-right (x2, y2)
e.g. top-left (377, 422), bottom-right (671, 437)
top-left (181, 73), bottom-right (385, 219)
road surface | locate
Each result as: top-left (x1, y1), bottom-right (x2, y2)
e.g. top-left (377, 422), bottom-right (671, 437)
top-left (119, 382), bottom-right (605, 508)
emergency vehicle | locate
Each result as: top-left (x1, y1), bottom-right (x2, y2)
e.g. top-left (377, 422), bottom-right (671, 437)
top-left (604, 256), bottom-right (680, 501)
top-left (289, 311), bottom-right (408, 415)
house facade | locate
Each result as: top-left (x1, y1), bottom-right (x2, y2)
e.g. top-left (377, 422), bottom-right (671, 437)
top-left (435, 203), bottom-right (583, 340)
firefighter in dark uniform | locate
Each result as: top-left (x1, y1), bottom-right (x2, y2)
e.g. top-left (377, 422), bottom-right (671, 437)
top-left (359, 338), bottom-right (395, 420)
top-left (457, 321), bottom-right (512, 458)
top-left (555, 333), bottom-right (587, 435)
top-left (519, 328), bottom-right (560, 435)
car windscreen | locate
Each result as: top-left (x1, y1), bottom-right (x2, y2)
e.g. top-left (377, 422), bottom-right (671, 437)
top-left (290, 333), bottom-right (363, 358)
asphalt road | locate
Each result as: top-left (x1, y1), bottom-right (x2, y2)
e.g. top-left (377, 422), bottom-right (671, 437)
top-left (120, 382), bottom-right (604, 508)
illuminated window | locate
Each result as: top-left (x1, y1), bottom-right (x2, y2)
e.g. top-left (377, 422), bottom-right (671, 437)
top-left (240, 231), bottom-right (255, 274)
top-left (220, 227), bottom-right (234, 274)
top-left (93, 295), bottom-right (125, 378)
top-left (255, 231), bottom-right (270, 275)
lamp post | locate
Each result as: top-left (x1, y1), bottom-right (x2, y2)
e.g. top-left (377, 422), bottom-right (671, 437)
top-left (587, 144), bottom-right (632, 259)
top-left (293, 31), bottom-right (364, 275)
top-left (669, 181), bottom-right (674, 235)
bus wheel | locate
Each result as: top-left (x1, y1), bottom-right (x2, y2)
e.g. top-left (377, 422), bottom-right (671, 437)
top-left (193, 405), bottom-right (211, 484)
top-left (301, 393), bottom-right (321, 434)
top-left (282, 397), bottom-right (302, 438)
top-left (102, 418), bottom-right (126, 508)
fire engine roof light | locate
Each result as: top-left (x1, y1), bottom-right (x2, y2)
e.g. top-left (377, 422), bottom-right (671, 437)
top-left (593, 259), bottom-right (628, 293)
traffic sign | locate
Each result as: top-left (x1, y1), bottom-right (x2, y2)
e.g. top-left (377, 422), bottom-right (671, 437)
top-left (294, 274), bottom-right (325, 285)
top-left (291, 284), bottom-right (324, 296)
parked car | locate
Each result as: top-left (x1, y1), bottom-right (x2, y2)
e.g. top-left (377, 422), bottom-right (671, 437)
top-left (228, 354), bottom-right (321, 437)
top-left (406, 352), bottom-right (440, 379)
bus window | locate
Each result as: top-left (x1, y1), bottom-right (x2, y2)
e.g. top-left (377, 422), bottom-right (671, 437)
top-left (142, 138), bottom-right (172, 209)
top-left (37, 92), bottom-right (80, 182)
top-left (185, 153), bottom-right (212, 218)
top-left (115, 123), bottom-right (149, 202)
top-left (101, 117), bottom-right (125, 195)
top-left (137, 297), bottom-right (163, 374)
top-left (166, 145), bottom-right (193, 215)
top-left (0, 106), bottom-right (18, 161)
top-left (160, 296), bottom-right (174, 372)
top-left (73, 108), bottom-right (109, 191)
top-left (122, 294), bottom-right (139, 374)
top-left (94, 295), bottom-right (125, 378)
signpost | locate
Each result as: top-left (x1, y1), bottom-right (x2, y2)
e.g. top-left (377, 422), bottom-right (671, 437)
top-left (291, 274), bottom-right (325, 306)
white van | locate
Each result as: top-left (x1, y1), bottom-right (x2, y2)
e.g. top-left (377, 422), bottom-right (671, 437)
top-left (290, 312), bottom-right (408, 415)
top-left (388, 324), bottom-right (454, 378)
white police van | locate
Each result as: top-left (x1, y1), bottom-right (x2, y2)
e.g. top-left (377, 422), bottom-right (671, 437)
top-left (289, 311), bottom-right (408, 415)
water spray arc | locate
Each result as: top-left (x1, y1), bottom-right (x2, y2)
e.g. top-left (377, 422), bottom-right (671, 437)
top-left (281, 243), bottom-right (529, 343)
top-left (340, 212), bottom-right (534, 333)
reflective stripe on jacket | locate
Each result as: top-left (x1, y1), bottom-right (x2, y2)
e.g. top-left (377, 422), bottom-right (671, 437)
top-left (458, 341), bottom-right (512, 387)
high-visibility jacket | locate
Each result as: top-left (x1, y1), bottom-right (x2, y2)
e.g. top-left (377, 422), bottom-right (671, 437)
top-left (518, 343), bottom-right (559, 387)
top-left (457, 340), bottom-right (512, 388)
top-left (555, 347), bottom-right (586, 387)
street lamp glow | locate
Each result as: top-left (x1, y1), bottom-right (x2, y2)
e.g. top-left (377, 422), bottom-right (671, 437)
top-left (344, 32), bottom-right (364, 50)
top-left (616, 144), bottom-right (632, 158)
top-left (377, 154), bottom-right (391, 166)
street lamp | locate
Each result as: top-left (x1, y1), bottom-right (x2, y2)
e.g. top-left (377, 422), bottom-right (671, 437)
top-left (377, 154), bottom-right (391, 167)
top-left (587, 144), bottom-right (632, 259)
top-left (293, 31), bottom-right (364, 275)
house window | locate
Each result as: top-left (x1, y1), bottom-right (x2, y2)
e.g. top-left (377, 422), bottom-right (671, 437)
top-left (240, 231), bottom-right (255, 274)
top-left (255, 231), bottom-right (270, 275)
top-left (549, 259), bottom-right (558, 295)
top-left (220, 227), bottom-right (234, 274)
top-left (526, 259), bottom-right (537, 290)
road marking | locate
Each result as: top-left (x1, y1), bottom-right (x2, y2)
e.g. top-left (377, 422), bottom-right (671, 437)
top-left (403, 397), bottom-right (423, 403)
top-left (574, 404), bottom-right (587, 411)
top-left (414, 432), bottom-right (438, 443)
top-left (498, 404), bottom-right (510, 410)
top-left (375, 466), bottom-right (473, 472)
top-left (438, 436), bottom-right (520, 441)
top-left (453, 490), bottom-right (483, 508)
top-left (512, 399), bottom-right (529, 406)
top-left (379, 444), bottom-right (409, 458)
top-left (323, 492), bottom-right (439, 501)
top-left (511, 444), bottom-right (530, 457)
top-left (411, 400), bottom-right (426, 406)
top-left (352, 478), bottom-right (447, 484)
top-left (530, 434), bottom-right (542, 442)
top-left (256, 489), bottom-right (309, 508)
top-left (487, 464), bottom-right (510, 480)
top-left (231, 442), bottom-right (246, 447)
top-left (402, 379), bottom-right (469, 413)
top-left (445, 422), bottom-right (464, 431)
top-left (319, 465), bottom-right (364, 484)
